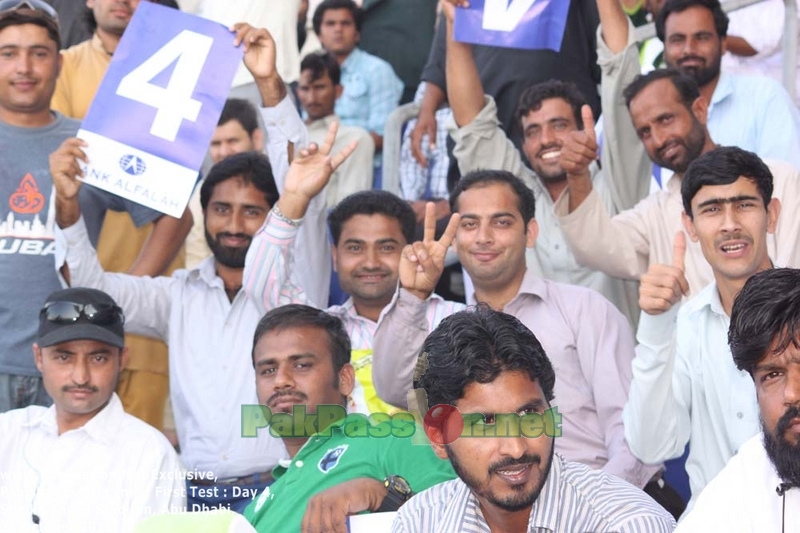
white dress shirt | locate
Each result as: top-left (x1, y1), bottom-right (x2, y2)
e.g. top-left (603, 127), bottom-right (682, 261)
top-left (56, 220), bottom-right (288, 480)
top-left (0, 394), bottom-right (185, 533)
top-left (676, 433), bottom-right (800, 532)
top-left (624, 282), bottom-right (760, 509)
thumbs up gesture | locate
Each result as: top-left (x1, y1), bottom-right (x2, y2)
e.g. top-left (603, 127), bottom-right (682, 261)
top-left (639, 231), bottom-right (690, 315)
top-left (559, 105), bottom-right (598, 178)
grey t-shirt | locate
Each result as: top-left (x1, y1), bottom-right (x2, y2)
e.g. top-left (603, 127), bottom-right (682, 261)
top-left (0, 113), bottom-right (161, 376)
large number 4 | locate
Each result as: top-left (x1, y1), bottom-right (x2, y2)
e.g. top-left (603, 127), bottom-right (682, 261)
top-left (117, 30), bottom-right (213, 142)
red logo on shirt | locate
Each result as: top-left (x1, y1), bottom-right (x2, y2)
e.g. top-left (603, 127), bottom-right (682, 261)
top-left (9, 173), bottom-right (45, 214)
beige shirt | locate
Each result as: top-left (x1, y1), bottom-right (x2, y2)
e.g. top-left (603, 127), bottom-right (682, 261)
top-left (554, 160), bottom-right (800, 297)
top-left (308, 115), bottom-right (375, 206)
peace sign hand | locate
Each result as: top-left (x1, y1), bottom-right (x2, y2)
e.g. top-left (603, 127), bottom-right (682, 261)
top-left (278, 121), bottom-right (358, 219)
top-left (399, 202), bottom-right (461, 300)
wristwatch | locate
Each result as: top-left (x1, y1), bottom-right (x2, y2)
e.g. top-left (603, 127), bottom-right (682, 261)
top-left (377, 475), bottom-right (413, 512)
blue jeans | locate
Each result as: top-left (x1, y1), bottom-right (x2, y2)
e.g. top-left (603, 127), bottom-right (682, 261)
top-left (0, 373), bottom-right (52, 414)
top-left (186, 476), bottom-right (272, 515)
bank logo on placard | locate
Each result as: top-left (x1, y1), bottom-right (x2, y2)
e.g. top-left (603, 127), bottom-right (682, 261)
top-left (119, 154), bottom-right (147, 176)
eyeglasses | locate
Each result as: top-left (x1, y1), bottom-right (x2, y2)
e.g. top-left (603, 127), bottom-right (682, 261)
top-left (0, 0), bottom-right (59, 23)
top-left (40, 301), bottom-right (125, 327)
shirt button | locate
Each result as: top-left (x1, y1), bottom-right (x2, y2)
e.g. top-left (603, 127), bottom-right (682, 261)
top-left (296, 461), bottom-right (304, 468)
top-left (737, 412), bottom-right (743, 419)
top-left (554, 244), bottom-right (559, 250)
top-left (223, 454), bottom-right (228, 460)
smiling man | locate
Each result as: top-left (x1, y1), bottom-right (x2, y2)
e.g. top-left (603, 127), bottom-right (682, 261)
top-left (440, 0), bottom-right (644, 326)
top-left (623, 147), bottom-right (784, 510)
top-left (675, 268), bottom-right (800, 531)
top-left (392, 307), bottom-right (675, 533)
top-left (654, 0), bottom-right (800, 168)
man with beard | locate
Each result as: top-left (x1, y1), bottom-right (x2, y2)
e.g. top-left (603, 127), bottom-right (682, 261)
top-left (243, 304), bottom-right (455, 532)
top-left (675, 268), bottom-right (800, 530)
top-left (655, 0), bottom-right (800, 169)
top-left (391, 307), bottom-right (675, 532)
top-left (440, 0), bottom-right (646, 327)
top-left (555, 67), bottom-right (800, 298)
top-left (50, 22), bottom-right (357, 514)
top-left (623, 147), bottom-right (792, 510)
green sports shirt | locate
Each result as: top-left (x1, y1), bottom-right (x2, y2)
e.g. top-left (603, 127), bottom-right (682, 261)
top-left (243, 414), bottom-right (455, 532)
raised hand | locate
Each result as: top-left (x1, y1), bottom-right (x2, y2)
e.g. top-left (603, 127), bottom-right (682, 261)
top-left (278, 121), bottom-right (357, 219)
top-left (639, 231), bottom-right (690, 315)
top-left (231, 23), bottom-right (277, 81)
top-left (440, 0), bottom-right (469, 22)
top-left (50, 137), bottom-right (88, 201)
top-left (399, 202), bottom-right (460, 300)
top-left (560, 104), bottom-right (598, 177)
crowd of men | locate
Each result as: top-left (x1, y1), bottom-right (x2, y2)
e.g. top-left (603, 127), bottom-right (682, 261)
top-left (0, 0), bottom-right (799, 531)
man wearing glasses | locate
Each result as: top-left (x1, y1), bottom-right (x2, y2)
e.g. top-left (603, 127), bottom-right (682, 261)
top-left (0, 0), bottom-right (190, 414)
top-left (0, 287), bottom-right (185, 532)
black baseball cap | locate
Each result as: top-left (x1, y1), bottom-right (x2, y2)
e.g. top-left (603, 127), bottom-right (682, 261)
top-left (37, 288), bottom-right (125, 349)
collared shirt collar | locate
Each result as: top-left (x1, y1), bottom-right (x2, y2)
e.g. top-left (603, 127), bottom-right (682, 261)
top-left (340, 47), bottom-right (363, 71)
top-left (188, 256), bottom-right (225, 289)
top-left (308, 114), bottom-right (340, 130)
top-left (22, 393), bottom-right (125, 447)
top-left (710, 72), bottom-right (734, 109)
top-left (466, 269), bottom-right (549, 307)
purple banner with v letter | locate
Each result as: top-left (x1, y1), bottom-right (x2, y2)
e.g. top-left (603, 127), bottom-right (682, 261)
top-left (453, 0), bottom-right (571, 52)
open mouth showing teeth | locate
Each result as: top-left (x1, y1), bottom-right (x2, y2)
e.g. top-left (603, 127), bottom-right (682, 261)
top-left (498, 466), bottom-right (528, 475)
top-left (721, 243), bottom-right (746, 252)
top-left (540, 151), bottom-right (561, 160)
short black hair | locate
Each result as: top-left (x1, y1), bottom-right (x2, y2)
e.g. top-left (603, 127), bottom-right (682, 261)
top-left (623, 68), bottom-right (700, 111)
top-left (655, 0), bottom-right (729, 42)
top-left (200, 151), bottom-right (279, 211)
top-left (0, 9), bottom-right (60, 47)
top-left (416, 306), bottom-right (556, 408)
top-left (251, 304), bottom-right (352, 376)
top-left (450, 169), bottom-right (536, 225)
top-left (218, 98), bottom-right (259, 136)
top-left (312, 0), bottom-right (362, 35)
top-left (300, 52), bottom-right (341, 86)
top-left (328, 190), bottom-right (416, 246)
top-left (681, 146), bottom-right (773, 218)
top-left (515, 79), bottom-right (586, 130)
top-left (729, 268), bottom-right (800, 377)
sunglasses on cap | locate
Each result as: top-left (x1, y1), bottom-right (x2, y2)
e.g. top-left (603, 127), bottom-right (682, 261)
top-left (0, 0), bottom-right (59, 23)
top-left (40, 301), bottom-right (125, 327)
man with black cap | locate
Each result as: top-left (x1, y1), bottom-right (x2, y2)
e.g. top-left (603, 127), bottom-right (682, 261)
top-left (0, 287), bottom-right (185, 532)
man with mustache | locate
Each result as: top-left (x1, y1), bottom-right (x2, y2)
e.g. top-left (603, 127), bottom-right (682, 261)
top-left (555, 66), bottom-right (800, 298)
top-left (441, 0), bottom-right (650, 326)
top-left (0, 287), bottom-right (184, 531)
top-left (623, 147), bottom-right (784, 510)
top-left (654, 0), bottom-right (800, 168)
top-left (296, 51), bottom-right (374, 207)
top-left (244, 304), bottom-right (454, 533)
top-left (50, 22), bottom-right (357, 514)
top-left (392, 307), bottom-right (675, 533)
top-left (675, 267), bottom-right (800, 531)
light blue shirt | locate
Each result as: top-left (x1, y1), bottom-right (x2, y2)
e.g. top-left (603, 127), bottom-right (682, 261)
top-left (707, 72), bottom-right (800, 169)
top-left (335, 47), bottom-right (403, 136)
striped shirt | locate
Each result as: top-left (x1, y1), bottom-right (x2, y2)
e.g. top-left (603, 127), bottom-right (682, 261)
top-left (391, 454), bottom-right (676, 533)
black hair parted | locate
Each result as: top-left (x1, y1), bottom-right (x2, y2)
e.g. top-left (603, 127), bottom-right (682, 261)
top-left (416, 305), bottom-right (556, 408)
top-left (251, 304), bottom-right (352, 373)
top-left (200, 151), bottom-right (279, 211)
top-left (449, 169), bottom-right (536, 225)
top-left (681, 146), bottom-right (773, 218)
top-left (328, 190), bottom-right (416, 246)
top-left (729, 268), bottom-right (800, 377)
